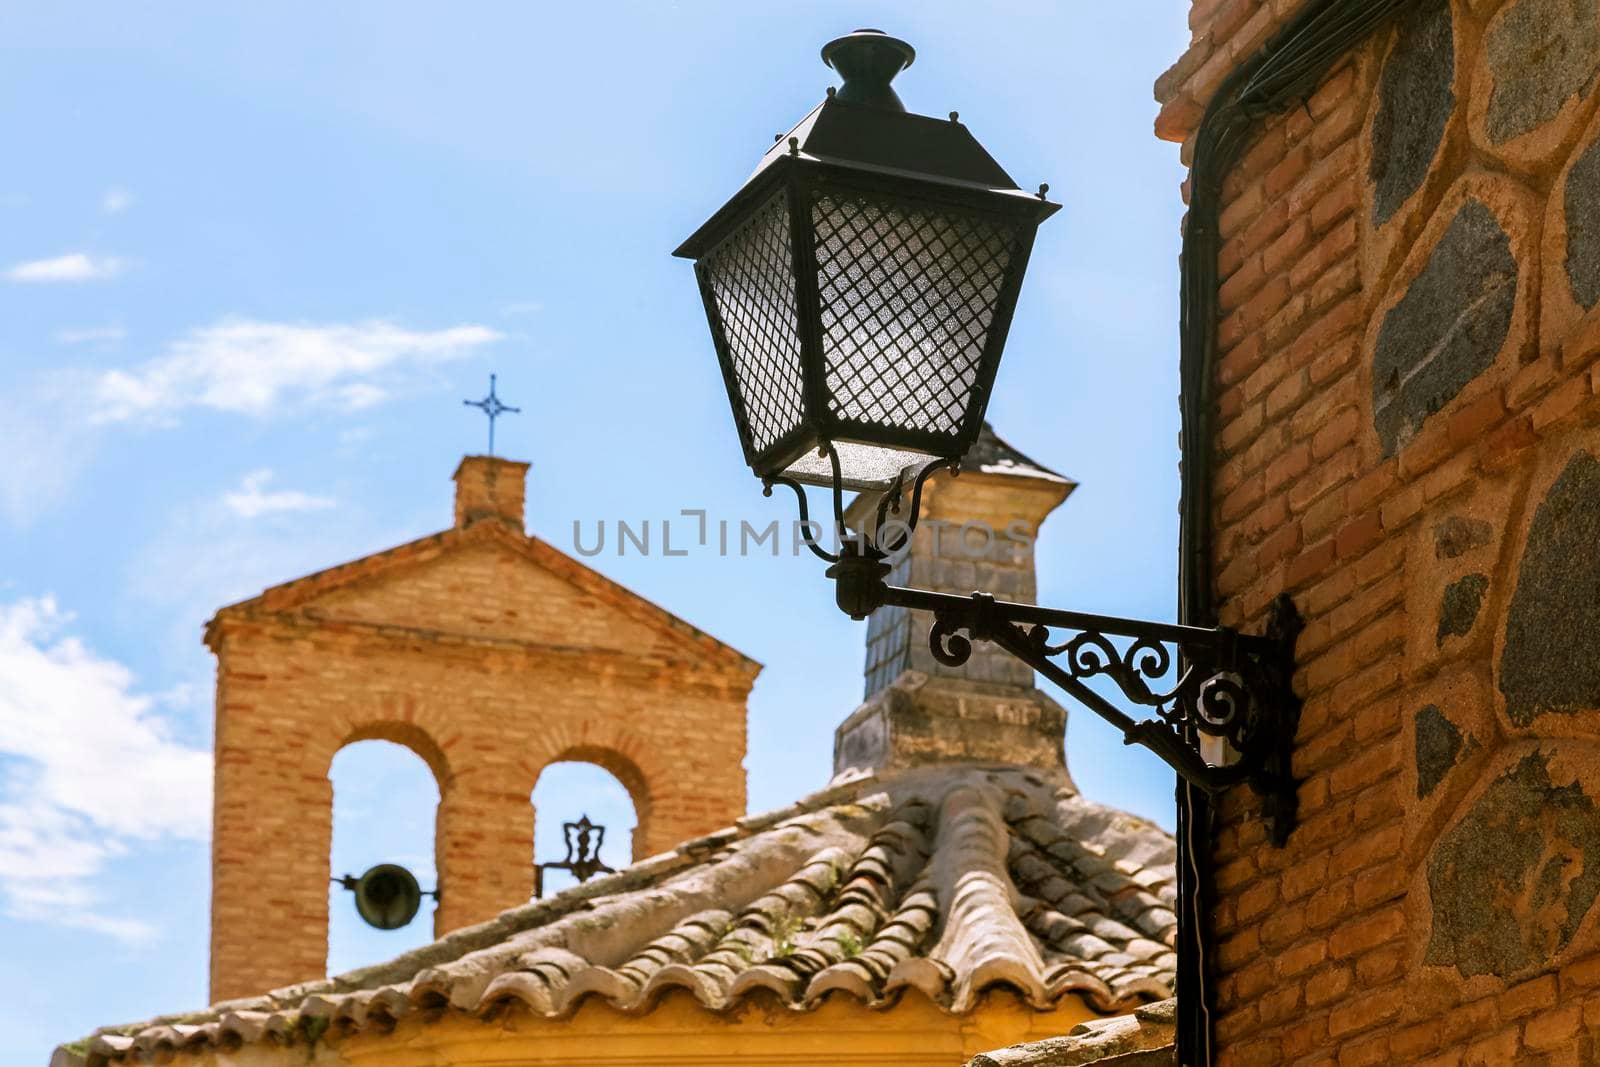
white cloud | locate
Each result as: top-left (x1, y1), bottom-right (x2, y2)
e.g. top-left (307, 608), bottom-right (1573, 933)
top-left (56, 325), bottom-right (126, 346)
top-left (102, 187), bottom-right (134, 215)
top-left (92, 317), bottom-right (501, 423)
top-left (224, 469), bottom-right (335, 519)
top-left (6, 253), bottom-right (123, 283)
top-left (0, 596), bottom-right (210, 943)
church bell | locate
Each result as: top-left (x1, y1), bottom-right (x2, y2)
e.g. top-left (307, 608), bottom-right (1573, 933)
top-left (335, 863), bottom-right (430, 930)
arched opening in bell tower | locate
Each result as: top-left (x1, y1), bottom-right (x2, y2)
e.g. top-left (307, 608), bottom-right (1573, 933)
top-left (530, 755), bottom-right (641, 898)
top-left (326, 738), bottom-right (442, 974)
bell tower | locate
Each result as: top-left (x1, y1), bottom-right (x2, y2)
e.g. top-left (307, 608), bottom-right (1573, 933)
top-left (205, 455), bottom-right (759, 1002)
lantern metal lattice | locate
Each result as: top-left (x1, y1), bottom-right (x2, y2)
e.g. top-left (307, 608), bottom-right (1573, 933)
top-left (676, 29), bottom-right (1058, 492)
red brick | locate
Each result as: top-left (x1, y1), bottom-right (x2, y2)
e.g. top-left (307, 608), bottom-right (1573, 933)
top-left (1532, 371), bottom-right (1592, 431)
top-left (1447, 388), bottom-right (1507, 446)
top-left (1259, 519), bottom-right (1304, 567)
top-left (1335, 511), bottom-right (1383, 559)
top-left (1522, 1002), bottom-right (1582, 1050)
top-left (1308, 63), bottom-right (1357, 117)
top-left (1330, 906), bottom-right (1405, 958)
top-left (1462, 1028), bottom-right (1520, 1067)
top-left (1560, 952), bottom-right (1600, 992)
top-left (1498, 974), bottom-right (1557, 1019)
top-left (1328, 988), bottom-right (1400, 1037)
top-left (1328, 740), bottom-right (1400, 799)
top-left (1304, 878), bottom-right (1354, 929)
top-left (1155, 93), bottom-right (1206, 143)
top-left (1220, 253), bottom-right (1267, 313)
top-left (1287, 536), bottom-right (1339, 589)
top-left (1310, 405), bottom-right (1359, 460)
top-left (1338, 1032), bottom-right (1391, 1067)
top-left (1267, 442), bottom-right (1313, 491)
top-left (1306, 964), bottom-right (1353, 1008)
top-left (1441, 998), bottom-right (1499, 1046)
top-left (1478, 415), bottom-right (1540, 471)
top-left (1389, 1020), bottom-right (1442, 1061)
top-left (1276, 933), bottom-right (1330, 982)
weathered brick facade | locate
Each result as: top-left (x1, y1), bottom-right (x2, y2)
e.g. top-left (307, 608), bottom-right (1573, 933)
top-left (205, 456), bottom-right (758, 1003)
top-left (1158, 1), bottom-right (1600, 1063)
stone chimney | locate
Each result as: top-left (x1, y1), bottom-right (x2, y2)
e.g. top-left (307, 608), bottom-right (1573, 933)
top-left (834, 425), bottom-right (1077, 778)
top-left (453, 455), bottom-right (529, 531)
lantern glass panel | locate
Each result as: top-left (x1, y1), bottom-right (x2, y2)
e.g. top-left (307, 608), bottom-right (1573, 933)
top-left (700, 190), bottom-right (808, 457)
top-left (781, 440), bottom-right (936, 492)
top-left (811, 189), bottom-right (1023, 445)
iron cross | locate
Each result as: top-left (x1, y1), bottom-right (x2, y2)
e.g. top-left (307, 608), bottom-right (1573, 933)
top-left (463, 374), bottom-right (520, 456)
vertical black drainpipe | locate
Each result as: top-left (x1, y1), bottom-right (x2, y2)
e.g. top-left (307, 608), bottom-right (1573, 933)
top-left (1171, 2), bottom-right (1415, 1063)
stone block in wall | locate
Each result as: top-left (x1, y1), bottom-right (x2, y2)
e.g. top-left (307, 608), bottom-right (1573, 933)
top-left (1397, 665), bottom-right (1497, 874)
top-left (1401, 467), bottom-right (1523, 673)
top-left (1363, 171), bottom-right (1540, 458)
top-left (1410, 740), bottom-right (1600, 988)
top-left (1361, 0), bottom-right (1472, 292)
top-left (1495, 434), bottom-right (1600, 741)
top-left (1467, 0), bottom-right (1600, 174)
top-left (1540, 102), bottom-right (1600, 365)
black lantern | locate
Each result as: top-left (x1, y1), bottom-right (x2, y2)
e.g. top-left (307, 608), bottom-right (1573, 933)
top-left (674, 29), bottom-right (1059, 493)
top-left (676, 31), bottom-right (1306, 846)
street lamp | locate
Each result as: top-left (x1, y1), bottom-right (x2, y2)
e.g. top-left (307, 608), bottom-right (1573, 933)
top-left (674, 30), bottom-right (1304, 843)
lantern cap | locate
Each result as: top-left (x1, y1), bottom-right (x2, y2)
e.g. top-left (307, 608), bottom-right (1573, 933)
top-left (822, 29), bottom-right (915, 111)
top-left (673, 32), bottom-right (1058, 262)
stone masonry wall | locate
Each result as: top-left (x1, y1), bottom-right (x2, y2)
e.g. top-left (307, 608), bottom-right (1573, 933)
top-left (207, 459), bottom-right (755, 1003)
top-left (1158, 1), bottom-right (1600, 1064)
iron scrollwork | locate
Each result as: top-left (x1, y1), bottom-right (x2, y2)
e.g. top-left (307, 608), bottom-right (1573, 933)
top-left (920, 586), bottom-right (1303, 844)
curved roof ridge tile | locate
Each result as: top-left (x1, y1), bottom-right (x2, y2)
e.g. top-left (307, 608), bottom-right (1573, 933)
top-left (883, 957), bottom-right (953, 1005)
top-left (1041, 967), bottom-right (1120, 1013)
top-left (927, 781), bottom-right (1050, 1013)
top-left (215, 1010), bottom-right (272, 1046)
top-left (550, 966), bottom-right (639, 1016)
top-left (638, 962), bottom-right (729, 1011)
top-left (963, 956), bottom-right (1055, 1011)
top-left (477, 971), bottom-right (560, 1016)
top-left (726, 963), bottom-right (807, 1004)
top-left (801, 963), bottom-right (879, 1006)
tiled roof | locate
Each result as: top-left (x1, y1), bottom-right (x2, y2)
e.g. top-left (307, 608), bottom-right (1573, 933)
top-left (63, 764), bottom-right (1176, 1066)
top-left (960, 422), bottom-right (1076, 487)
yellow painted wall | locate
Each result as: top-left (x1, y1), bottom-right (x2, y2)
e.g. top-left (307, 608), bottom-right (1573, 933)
top-left (176, 989), bottom-right (1099, 1067)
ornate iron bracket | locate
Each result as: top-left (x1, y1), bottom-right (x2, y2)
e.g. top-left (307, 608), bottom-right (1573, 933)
top-left (822, 543), bottom-right (1304, 844)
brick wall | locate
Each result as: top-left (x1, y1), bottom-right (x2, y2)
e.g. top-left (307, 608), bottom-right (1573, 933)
top-left (1158, 1), bottom-right (1600, 1064)
top-left (206, 457), bottom-right (757, 1002)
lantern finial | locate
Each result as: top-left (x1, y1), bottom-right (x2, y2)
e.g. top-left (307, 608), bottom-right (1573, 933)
top-left (821, 29), bottom-right (915, 111)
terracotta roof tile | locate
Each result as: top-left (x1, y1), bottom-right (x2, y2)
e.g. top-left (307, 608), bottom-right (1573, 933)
top-left (63, 764), bottom-right (1176, 1065)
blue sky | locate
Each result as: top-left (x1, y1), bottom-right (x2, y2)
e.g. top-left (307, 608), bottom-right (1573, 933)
top-left (0, 3), bottom-right (1189, 1060)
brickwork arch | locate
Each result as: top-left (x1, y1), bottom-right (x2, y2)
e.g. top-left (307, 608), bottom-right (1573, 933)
top-left (333, 719), bottom-right (454, 790)
top-left (522, 719), bottom-right (670, 860)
